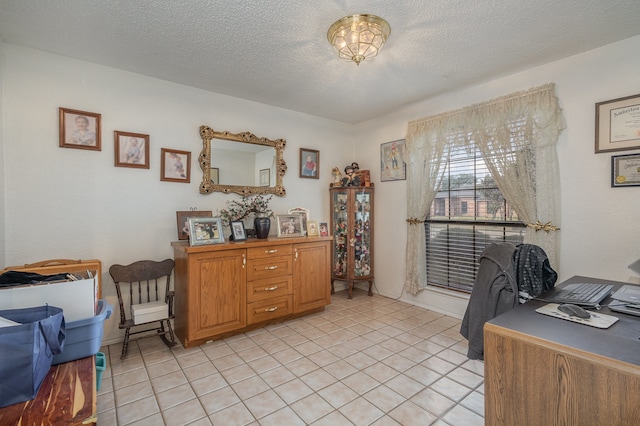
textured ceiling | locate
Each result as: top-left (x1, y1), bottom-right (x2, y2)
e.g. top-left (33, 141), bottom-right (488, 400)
top-left (1, 0), bottom-right (639, 124)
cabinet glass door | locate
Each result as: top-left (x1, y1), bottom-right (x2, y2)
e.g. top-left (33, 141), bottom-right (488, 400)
top-left (354, 191), bottom-right (372, 277)
top-left (332, 191), bottom-right (348, 277)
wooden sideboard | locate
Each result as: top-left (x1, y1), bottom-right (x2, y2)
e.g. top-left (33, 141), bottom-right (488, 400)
top-left (172, 237), bottom-right (331, 348)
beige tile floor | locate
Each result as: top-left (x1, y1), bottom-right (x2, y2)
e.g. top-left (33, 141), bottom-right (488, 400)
top-left (96, 290), bottom-right (484, 425)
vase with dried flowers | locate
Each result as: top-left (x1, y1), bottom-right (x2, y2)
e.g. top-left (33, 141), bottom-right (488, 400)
top-left (218, 195), bottom-right (273, 239)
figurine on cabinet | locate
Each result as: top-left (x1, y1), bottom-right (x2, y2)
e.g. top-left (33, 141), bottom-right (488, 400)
top-left (331, 167), bottom-right (343, 186)
top-left (341, 165), bottom-right (361, 187)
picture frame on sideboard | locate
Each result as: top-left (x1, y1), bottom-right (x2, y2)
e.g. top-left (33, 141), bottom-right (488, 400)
top-left (276, 214), bottom-right (305, 238)
top-left (176, 210), bottom-right (213, 240)
top-left (230, 220), bottom-right (247, 241)
top-left (187, 217), bottom-right (225, 246)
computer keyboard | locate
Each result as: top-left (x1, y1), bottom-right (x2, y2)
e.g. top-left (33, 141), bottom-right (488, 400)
top-left (551, 282), bottom-right (614, 305)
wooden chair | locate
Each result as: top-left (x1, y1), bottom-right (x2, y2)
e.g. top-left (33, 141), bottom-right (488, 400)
top-left (109, 259), bottom-right (176, 359)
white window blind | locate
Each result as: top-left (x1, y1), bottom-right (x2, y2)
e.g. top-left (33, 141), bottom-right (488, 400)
top-left (425, 139), bottom-right (525, 292)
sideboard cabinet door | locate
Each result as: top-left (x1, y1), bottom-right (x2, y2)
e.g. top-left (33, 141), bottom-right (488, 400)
top-left (188, 250), bottom-right (246, 341)
top-left (293, 241), bottom-right (330, 313)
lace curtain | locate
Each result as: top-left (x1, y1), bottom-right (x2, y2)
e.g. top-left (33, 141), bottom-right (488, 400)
top-left (404, 83), bottom-right (565, 295)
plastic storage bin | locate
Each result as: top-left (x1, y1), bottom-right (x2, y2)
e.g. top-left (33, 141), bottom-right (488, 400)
top-left (52, 300), bottom-right (113, 365)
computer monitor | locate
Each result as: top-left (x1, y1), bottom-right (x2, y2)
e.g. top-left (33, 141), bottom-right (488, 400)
top-left (628, 259), bottom-right (640, 276)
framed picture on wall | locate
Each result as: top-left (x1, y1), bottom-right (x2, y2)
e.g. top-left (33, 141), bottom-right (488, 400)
top-left (59, 107), bottom-right (101, 151)
top-left (114, 131), bottom-right (150, 168)
top-left (596, 93), bottom-right (640, 153)
top-left (176, 210), bottom-right (212, 240)
top-left (161, 148), bottom-right (191, 183)
top-left (260, 168), bottom-right (270, 186)
top-left (211, 168), bottom-right (219, 184)
top-left (300, 148), bottom-right (319, 179)
top-left (380, 139), bottom-right (406, 181)
top-left (611, 153), bottom-right (640, 187)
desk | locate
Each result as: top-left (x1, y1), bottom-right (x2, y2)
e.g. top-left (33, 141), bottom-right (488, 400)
top-left (484, 275), bottom-right (640, 426)
top-left (0, 356), bottom-right (96, 425)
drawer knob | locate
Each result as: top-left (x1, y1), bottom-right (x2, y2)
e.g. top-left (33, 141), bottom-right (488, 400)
top-left (265, 249), bottom-right (278, 253)
top-left (265, 286), bottom-right (279, 291)
top-left (265, 307), bottom-right (278, 312)
top-left (264, 266), bottom-right (278, 270)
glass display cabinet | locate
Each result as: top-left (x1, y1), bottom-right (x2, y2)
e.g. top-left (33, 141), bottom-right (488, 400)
top-left (329, 186), bottom-right (374, 298)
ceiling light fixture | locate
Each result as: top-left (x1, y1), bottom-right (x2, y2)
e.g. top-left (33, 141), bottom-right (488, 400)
top-left (327, 14), bottom-right (391, 66)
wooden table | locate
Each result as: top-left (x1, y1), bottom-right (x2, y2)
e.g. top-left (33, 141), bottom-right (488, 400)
top-left (484, 276), bottom-right (640, 426)
top-left (0, 356), bottom-right (97, 425)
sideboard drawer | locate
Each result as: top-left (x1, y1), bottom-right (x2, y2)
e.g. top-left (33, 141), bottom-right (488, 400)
top-left (247, 256), bottom-right (292, 281)
top-left (247, 275), bottom-right (293, 303)
top-left (247, 245), bottom-right (293, 260)
top-left (247, 295), bottom-right (292, 325)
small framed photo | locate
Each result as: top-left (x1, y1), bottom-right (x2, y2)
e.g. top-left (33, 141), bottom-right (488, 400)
top-left (612, 153), bottom-right (640, 187)
top-left (300, 148), bottom-right (319, 179)
top-left (596, 94), bottom-right (640, 153)
top-left (380, 139), bottom-right (406, 181)
top-left (319, 222), bottom-right (329, 237)
top-left (288, 207), bottom-right (309, 234)
top-left (187, 217), bottom-right (225, 246)
top-left (211, 168), bottom-right (219, 184)
top-left (307, 220), bottom-right (319, 236)
top-left (260, 168), bottom-right (270, 187)
top-left (114, 131), bottom-right (150, 168)
top-left (176, 210), bottom-right (212, 240)
top-left (230, 220), bottom-right (247, 241)
top-left (161, 148), bottom-right (191, 183)
top-left (59, 107), bottom-right (101, 150)
top-left (276, 214), bottom-right (305, 238)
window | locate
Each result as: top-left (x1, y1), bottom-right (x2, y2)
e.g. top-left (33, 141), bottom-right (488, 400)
top-left (425, 140), bottom-right (525, 292)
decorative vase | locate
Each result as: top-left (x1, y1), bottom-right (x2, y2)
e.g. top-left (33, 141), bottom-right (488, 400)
top-left (254, 216), bottom-right (271, 239)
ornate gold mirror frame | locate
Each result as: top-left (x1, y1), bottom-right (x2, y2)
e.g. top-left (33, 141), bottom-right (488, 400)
top-left (199, 125), bottom-right (287, 196)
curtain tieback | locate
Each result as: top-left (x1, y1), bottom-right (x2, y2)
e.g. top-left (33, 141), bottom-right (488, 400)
top-left (527, 221), bottom-right (560, 232)
top-left (406, 218), bottom-right (424, 225)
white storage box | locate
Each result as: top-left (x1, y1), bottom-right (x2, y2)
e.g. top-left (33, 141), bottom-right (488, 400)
top-left (131, 301), bottom-right (168, 325)
top-left (0, 273), bottom-right (97, 322)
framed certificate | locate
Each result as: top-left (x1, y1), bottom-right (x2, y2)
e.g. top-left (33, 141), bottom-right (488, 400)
top-left (612, 153), bottom-right (640, 187)
top-left (596, 94), bottom-right (640, 153)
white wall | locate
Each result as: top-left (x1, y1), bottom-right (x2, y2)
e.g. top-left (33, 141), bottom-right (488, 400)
top-left (1, 44), bottom-right (354, 342)
top-left (3, 36), bottom-right (640, 343)
top-left (354, 35), bottom-right (640, 317)
top-left (0, 42), bottom-right (5, 264)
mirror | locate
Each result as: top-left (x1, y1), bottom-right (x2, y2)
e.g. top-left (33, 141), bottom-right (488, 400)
top-left (199, 125), bottom-right (287, 196)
